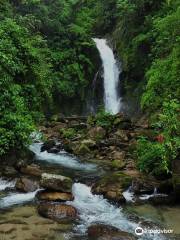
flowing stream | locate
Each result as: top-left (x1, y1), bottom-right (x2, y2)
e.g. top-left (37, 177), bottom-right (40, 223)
top-left (93, 38), bottom-right (121, 114)
top-left (29, 142), bottom-right (96, 172)
top-left (1, 142), bottom-right (174, 240)
top-left (0, 178), bottom-right (15, 191)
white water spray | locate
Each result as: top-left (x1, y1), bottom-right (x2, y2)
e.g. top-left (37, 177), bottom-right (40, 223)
top-left (0, 178), bottom-right (16, 191)
top-left (29, 142), bottom-right (96, 171)
top-left (68, 183), bottom-right (166, 240)
top-left (0, 190), bottom-right (39, 208)
top-left (68, 183), bottom-right (137, 234)
top-left (93, 38), bottom-right (121, 114)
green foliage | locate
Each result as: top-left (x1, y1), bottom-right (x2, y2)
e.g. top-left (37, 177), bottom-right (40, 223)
top-left (0, 0), bottom-right (179, 169)
top-left (88, 108), bottom-right (115, 130)
top-left (137, 99), bottom-right (180, 176)
top-left (137, 137), bottom-right (169, 176)
top-left (0, 0), bottom-right (100, 156)
top-left (0, 14), bottom-right (52, 155)
top-left (16, 0), bottom-right (98, 99)
top-left (109, 0), bottom-right (180, 176)
top-left (60, 128), bottom-right (76, 139)
top-left (141, 7), bottom-right (180, 110)
top-left (136, 4), bottom-right (180, 176)
top-left (96, 109), bottom-right (115, 129)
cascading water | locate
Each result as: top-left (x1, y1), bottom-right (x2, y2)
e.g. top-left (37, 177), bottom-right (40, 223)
top-left (67, 183), bottom-right (167, 240)
top-left (0, 178), bottom-right (15, 191)
top-left (0, 190), bottom-right (39, 208)
top-left (0, 142), bottom-right (171, 240)
top-left (0, 178), bottom-right (40, 208)
top-left (29, 142), bottom-right (96, 171)
top-left (93, 38), bottom-right (121, 114)
top-left (68, 183), bottom-right (137, 234)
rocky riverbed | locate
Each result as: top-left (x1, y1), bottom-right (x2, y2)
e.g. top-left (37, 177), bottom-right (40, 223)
top-left (0, 114), bottom-right (179, 240)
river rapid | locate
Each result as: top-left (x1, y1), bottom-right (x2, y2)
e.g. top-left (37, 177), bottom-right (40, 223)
top-left (0, 141), bottom-right (179, 240)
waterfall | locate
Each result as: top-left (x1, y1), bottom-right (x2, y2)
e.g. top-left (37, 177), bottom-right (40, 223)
top-left (93, 38), bottom-right (121, 114)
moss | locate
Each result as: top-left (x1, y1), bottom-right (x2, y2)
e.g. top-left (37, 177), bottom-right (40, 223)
top-left (75, 143), bottom-right (91, 155)
top-left (99, 172), bottom-right (132, 189)
top-left (111, 160), bottom-right (126, 170)
top-left (60, 128), bottom-right (76, 139)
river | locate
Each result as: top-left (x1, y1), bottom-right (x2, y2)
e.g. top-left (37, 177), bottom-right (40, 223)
top-left (0, 141), bottom-right (179, 239)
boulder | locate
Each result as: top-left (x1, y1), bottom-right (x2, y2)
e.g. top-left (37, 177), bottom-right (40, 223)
top-left (88, 224), bottom-right (136, 240)
top-left (36, 191), bottom-right (74, 202)
top-left (99, 139), bottom-right (129, 149)
top-left (2, 166), bottom-right (18, 177)
top-left (116, 119), bottom-right (132, 130)
top-left (75, 143), bottom-right (91, 155)
top-left (105, 190), bottom-right (126, 204)
top-left (148, 194), bottom-right (175, 205)
top-left (15, 159), bottom-right (27, 169)
top-left (158, 179), bottom-right (173, 194)
top-left (47, 147), bottom-right (60, 154)
top-left (81, 139), bottom-right (96, 148)
top-left (92, 173), bottom-right (132, 204)
top-left (15, 177), bottom-right (39, 193)
top-left (41, 140), bottom-right (56, 152)
top-left (88, 126), bottom-right (106, 140)
top-left (68, 121), bottom-right (87, 130)
top-left (68, 120), bottom-right (79, 127)
top-left (111, 160), bottom-right (126, 170)
top-left (63, 140), bottom-right (74, 153)
top-left (114, 130), bottom-right (129, 142)
top-left (38, 203), bottom-right (77, 221)
top-left (40, 173), bottom-right (73, 193)
top-left (132, 179), bottom-right (155, 195)
top-left (111, 151), bottom-right (126, 161)
top-left (20, 164), bottom-right (42, 177)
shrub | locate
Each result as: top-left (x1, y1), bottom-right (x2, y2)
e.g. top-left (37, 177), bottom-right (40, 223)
top-left (60, 128), bottom-right (76, 139)
top-left (88, 108), bottom-right (115, 130)
top-left (136, 99), bottom-right (180, 176)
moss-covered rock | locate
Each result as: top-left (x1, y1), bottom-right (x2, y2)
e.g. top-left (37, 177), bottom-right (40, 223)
top-left (111, 160), bottom-right (126, 170)
top-left (92, 172), bottom-right (132, 204)
top-left (88, 126), bottom-right (106, 140)
top-left (114, 130), bottom-right (129, 141)
top-left (81, 139), bottom-right (96, 148)
top-left (74, 143), bottom-right (91, 155)
top-left (40, 173), bottom-right (73, 193)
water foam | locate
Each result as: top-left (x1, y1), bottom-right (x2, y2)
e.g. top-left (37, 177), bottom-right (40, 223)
top-left (29, 142), bottom-right (96, 171)
top-left (68, 183), bottom-right (167, 240)
top-left (0, 190), bottom-right (39, 208)
top-left (0, 178), bottom-right (16, 191)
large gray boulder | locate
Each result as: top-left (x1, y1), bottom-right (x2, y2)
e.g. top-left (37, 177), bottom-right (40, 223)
top-left (40, 173), bottom-right (73, 193)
